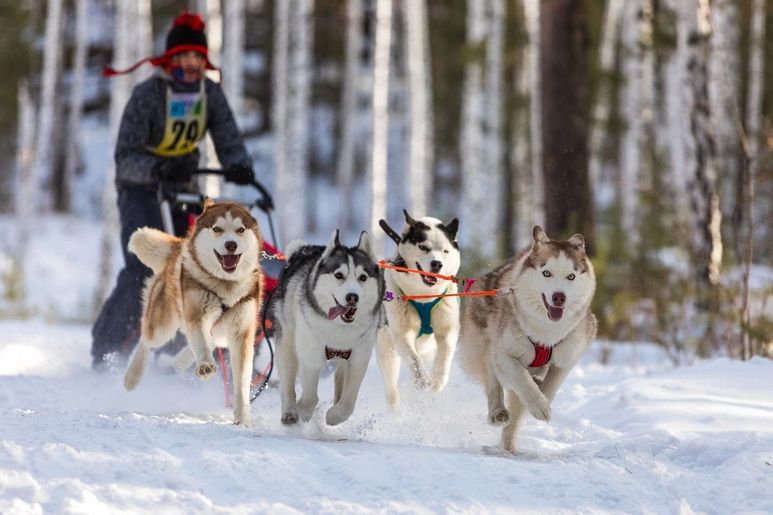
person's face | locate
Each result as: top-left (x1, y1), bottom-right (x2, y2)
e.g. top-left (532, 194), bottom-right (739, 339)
top-left (170, 51), bottom-right (205, 82)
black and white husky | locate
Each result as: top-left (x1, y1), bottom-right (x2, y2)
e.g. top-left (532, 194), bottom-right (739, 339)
top-left (376, 210), bottom-right (461, 407)
top-left (271, 230), bottom-right (383, 426)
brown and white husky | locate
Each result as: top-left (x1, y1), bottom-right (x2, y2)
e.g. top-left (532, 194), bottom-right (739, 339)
top-left (123, 200), bottom-right (263, 426)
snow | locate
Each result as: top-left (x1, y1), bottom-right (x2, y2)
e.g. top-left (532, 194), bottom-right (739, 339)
top-left (1, 319), bottom-right (772, 513)
top-left (2, 216), bottom-right (772, 513)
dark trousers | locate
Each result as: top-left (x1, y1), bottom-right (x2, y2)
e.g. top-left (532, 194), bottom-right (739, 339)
top-left (91, 187), bottom-right (163, 365)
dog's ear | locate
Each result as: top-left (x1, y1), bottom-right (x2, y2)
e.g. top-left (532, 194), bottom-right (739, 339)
top-left (532, 226), bottom-right (549, 248)
top-left (444, 218), bottom-right (459, 239)
top-left (321, 229), bottom-right (341, 260)
top-left (202, 198), bottom-right (215, 211)
top-left (379, 219), bottom-right (401, 245)
top-left (403, 209), bottom-right (417, 226)
top-left (567, 233), bottom-right (585, 253)
top-left (356, 231), bottom-right (372, 256)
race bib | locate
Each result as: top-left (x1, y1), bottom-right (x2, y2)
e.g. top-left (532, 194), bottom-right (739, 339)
top-left (150, 81), bottom-right (207, 157)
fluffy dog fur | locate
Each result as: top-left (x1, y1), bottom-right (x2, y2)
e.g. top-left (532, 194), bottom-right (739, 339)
top-left (123, 200), bottom-right (263, 426)
top-left (458, 226), bottom-right (597, 453)
top-left (376, 210), bottom-right (461, 407)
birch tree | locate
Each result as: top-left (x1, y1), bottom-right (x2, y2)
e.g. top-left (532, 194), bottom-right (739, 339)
top-left (62, 0), bottom-right (89, 213)
top-left (272, 0), bottom-right (291, 240)
top-left (336, 0), bottom-right (363, 231)
top-left (95, 0), bottom-right (133, 308)
top-left (588, 0), bottom-right (623, 205)
top-left (370, 0), bottom-right (393, 255)
top-left (198, 0), bottom-right (223, 196)
top-left (740, 0), bottom-right (766, 360)
top-left (223, 0), bottom-right (245, 118)
top-left (523, 0), bottom-right (544, 227)
top-left (14, 0), bottom-right (62, 300)
top-left (404, 0), bottom-right (433, 216)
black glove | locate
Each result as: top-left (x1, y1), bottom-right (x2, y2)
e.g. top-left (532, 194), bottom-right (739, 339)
top-left (223, 165), bottom-right (255, 185)
top-left (157, 156), bottom-right (197, 183)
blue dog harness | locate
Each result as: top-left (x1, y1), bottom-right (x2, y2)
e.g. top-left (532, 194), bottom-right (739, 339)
top-left (407, 289), bottom-right (448, 336)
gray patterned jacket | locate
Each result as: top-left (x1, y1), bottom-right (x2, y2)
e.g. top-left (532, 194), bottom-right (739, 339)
top-left (114, 71), bottom-right (252, 189)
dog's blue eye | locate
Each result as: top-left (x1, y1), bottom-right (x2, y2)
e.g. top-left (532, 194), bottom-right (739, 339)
top-left (212, 227), bottom-right (223, 234)
top-left (542, 270), bottom-right (551, 278)
top-left (567, 273), bottom-right (576, 281)
top-left (359, 274), bottom-right (367, 282)
top-left (334, 272), bottom-right (345, 280)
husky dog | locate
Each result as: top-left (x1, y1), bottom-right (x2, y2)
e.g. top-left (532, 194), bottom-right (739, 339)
top-left (458, 226), bottom-right (597, 453)
top-left (123, 200), bottom-right (263, 427)
top-left (272, 230), bottom-right (383, 426)
top-left (376, 210), bottom-right (461, 407)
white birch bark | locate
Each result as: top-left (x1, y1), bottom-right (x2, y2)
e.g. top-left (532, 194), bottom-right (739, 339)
top-left (136, 0), bottom-right (154, 81)
top-left (369, 0), bottom-right (393, 255)
top-left (683, 0), bottom-right (722, 287)
top-left (14, 0), bottom-right (62, 299)
top-left (405, 0), bottom-right (433, 216)
top-left (272, 0), bottom-right (290, 238)
top-left (483, 0), bottom-right (504, 256)
top-left (63, 0), bottom-right (88, 213)
top-left (201, 0), bottom-right (223, 196)
top-left (588, 0), bottom-right (623, 204)
top-left (618, 0), bottom-right (641, 239)
top-left (460, 0), bottom-right (485, 252)
top-left (284, 0), bottom-right (313, 239)
top-left (95, 0), bottom-right (133, 307)
top-left (223, 0), bottom-right (245, 118)
top-left (523, 0), bottom-right (544, 227)
top-left (336, 0), bottom-right (363, 231)
top-left (512, 40), bottom-right (532, 249)
top-left (709, 0), bottom-right (740, 218)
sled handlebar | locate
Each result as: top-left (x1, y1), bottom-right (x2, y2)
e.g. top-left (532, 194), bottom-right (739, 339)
top-left (192, 168), bottom-right (274, 212)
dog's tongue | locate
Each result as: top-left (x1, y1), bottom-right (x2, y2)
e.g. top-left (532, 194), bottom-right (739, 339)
top-left (547, 305), bottom-right (564, 321)
top-left (221, 254), bottom-right (240, 269)
top-left (328, 304), bottom-right (349, 320)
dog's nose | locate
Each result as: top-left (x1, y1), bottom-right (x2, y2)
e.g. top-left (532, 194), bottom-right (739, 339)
top-left (552, 292), bottom-right (566, 307)
top-left (224, 241), bottom-right (238, 253)
top-left (430, 260), bottom-right (443, 272)
top-left (345, 293), bottom-right (359, 306)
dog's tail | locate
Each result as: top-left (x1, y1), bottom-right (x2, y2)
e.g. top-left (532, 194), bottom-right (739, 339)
top-left (128, 227), bottom-right (182, 275)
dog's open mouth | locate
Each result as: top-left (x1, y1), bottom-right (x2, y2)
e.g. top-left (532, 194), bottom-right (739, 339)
top-left (328, 298), bottom-right (357, 323)
top-left (542, 294), bottom-right (564, 321)
top-left (214, 250), bottom-right (241, 273)
top-left (416, 262), bottom-right (438, 286)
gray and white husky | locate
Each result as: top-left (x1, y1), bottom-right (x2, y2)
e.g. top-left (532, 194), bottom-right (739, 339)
top-left (271, 230), bottom-right (383, 426)
top-left (458, 226), bottom-right (597, 453)
top-left (376, 210), bottom-right (461, 407)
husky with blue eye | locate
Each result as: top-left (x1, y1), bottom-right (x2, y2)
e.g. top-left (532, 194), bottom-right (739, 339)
top-left (270, 230), bottom-right (384, 426)
top-left (457, 226), bottom-right (597, 454)
top-left (376, 210), bottom-right (461, 408)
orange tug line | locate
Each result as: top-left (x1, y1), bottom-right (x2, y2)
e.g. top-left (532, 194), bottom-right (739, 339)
top-left (378, 260), bottom-right (508, 301)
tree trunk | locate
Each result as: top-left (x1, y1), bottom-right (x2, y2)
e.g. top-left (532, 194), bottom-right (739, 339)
top-left (272, 0), bottom-right (291, 242)
top-left (740, 0), bottom-right (765, 360)
top-left (540, 0), bottom-right (594, 248)
top-left (484, 0), bottom-right (505, 257)
top-left (523, 0), bottom-right (544, 228)
top-left (287, 0), bottom-right (313, 235)
top-left (336, 0), bottom-right (363, 231)
top-left (370, 0), bottom-right (392, 255)
top-left (62, 0), bottom-right (89, 214)
top-left (200, 0), bottom-right (223, 197)
top-left (588, 0), bottom-right (623, 208)
top-left (95, 0), bottom-right (133, 309)
top-left (405, 0), bottom-right (433, 216)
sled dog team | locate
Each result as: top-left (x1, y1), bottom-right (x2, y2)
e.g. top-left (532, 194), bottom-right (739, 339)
top-left (123, 201), bottom-right (596, 453)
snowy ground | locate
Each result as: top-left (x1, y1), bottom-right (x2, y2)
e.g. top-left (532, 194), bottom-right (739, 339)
top-left (1, 320), bottom-right (772, 514)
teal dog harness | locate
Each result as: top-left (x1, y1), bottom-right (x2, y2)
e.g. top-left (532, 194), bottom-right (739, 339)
top-left (408, 289), bottom-right (447, 336)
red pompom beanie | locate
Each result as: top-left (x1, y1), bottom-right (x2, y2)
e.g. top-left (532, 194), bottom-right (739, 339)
top-left (102, 12), bottom-right (217, 77)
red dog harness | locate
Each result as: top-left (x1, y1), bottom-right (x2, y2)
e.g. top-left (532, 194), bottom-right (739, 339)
top-left (528, 337), bottom-right (553, 368)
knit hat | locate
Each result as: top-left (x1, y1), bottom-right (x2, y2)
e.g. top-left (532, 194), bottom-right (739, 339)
top-left (102, 12), bottom-right (217, 77)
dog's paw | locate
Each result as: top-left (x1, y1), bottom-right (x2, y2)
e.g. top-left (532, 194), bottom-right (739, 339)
top-left (385, 389), bottom-right (401, 409)
top-left (489, 407), bottom-right (510, 426)
top-left (430, 371), bottom-right (449, 392)
top-left (281, 411), bottom-right (298, 425)
top-left (297, 398), bottom-right (318, 422)
top-left (524, 392), bottom-right (551, 422)
top-left (234, 405), bottom-right (251, 427)
top-left (123, 371), bottom-right (140, 391)
top-left (195, 360), bottom-right (217, 380)
top-left (326, 404), bottom-right (353, 426)
top-left (412, 369), bottom-right (432, 391)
